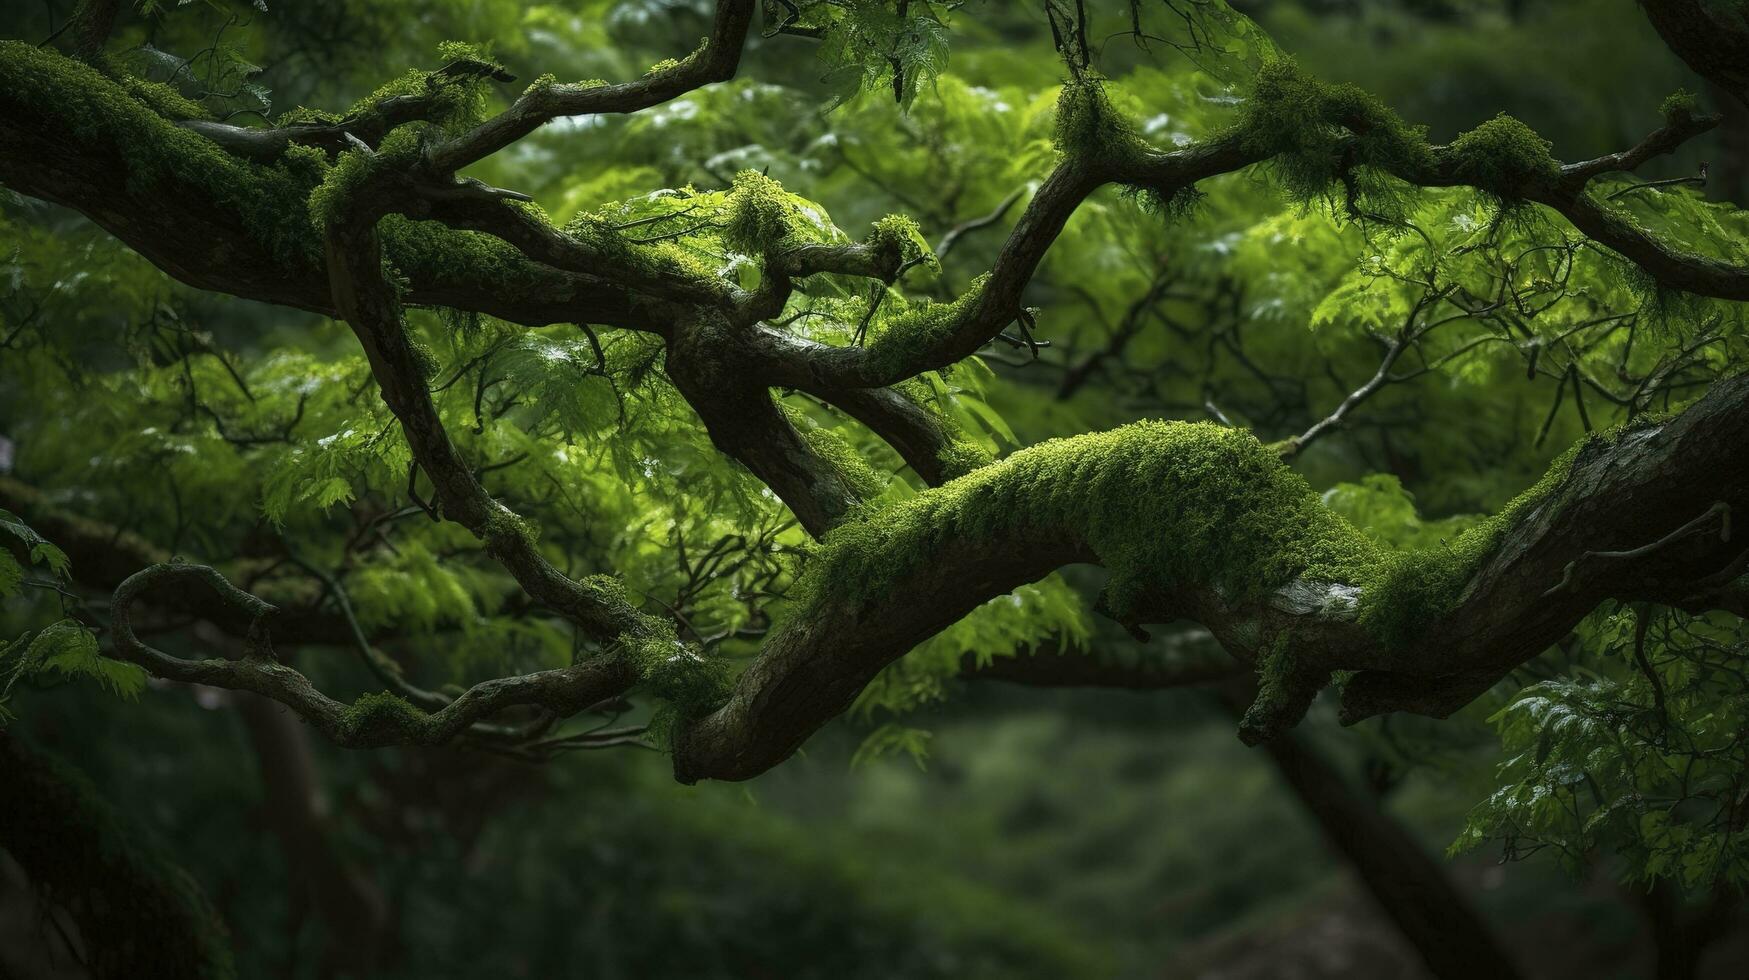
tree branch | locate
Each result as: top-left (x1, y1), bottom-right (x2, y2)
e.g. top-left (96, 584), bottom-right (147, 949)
top-left (109, 563), bottom-right (635, 749)
top-left (424, 0), bottom-right (758, 173)
top-left (672, 371), bottom-right (1749, 781)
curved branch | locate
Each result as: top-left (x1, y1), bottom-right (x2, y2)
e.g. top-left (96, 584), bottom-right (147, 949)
top-left (320, 183), bottom-right (663, 643)
top-left (424, 0), bottom-right (758, 173)
top-left (109, 563), bottom-right (635, 749)
top-left (1639, 0), bottom-right (1749, 108)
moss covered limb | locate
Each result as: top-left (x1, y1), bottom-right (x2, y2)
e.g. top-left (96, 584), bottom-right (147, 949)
top-left (0, 732), bottom-right (237, 979)
top-left (751, 66), bottom-right (1741, 394)
top-left (677, 373), bottom-right (1749, 781)
top-left (0, 41), bottom-right (678, 331)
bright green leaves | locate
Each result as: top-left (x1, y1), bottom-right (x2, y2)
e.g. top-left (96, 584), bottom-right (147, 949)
top-left (0, 509), bottom-right (70, 598)
top-left (851, 575), bottom-right (1091, 724)
top-left (850, 722), bottom-right (934, 769)
top-left (1321, 475), bottom-right (1479, 551)
top-left (813, 0), bottom-right (954, 110)
top-left (261, 418), bottom-right (411, 526)
top-left (347, 540), bottom-right (491, 635)
top-left (12, 621), bottom-right (148, 702)
top-left (0, 514), bottom-right (145, 721)
top-left (490, 332), bottom-right (623, 438)
top-left (1453, 608), bottom-right (1749, 890)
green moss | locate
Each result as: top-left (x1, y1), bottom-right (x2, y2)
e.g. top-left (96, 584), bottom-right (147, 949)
top-left (0, 41), bottom-right (325, 265)
top-left (409, 338), bottom-right (442, 380)
top-left (865, 276), bottom-right (988, 379)
top-left (936, 439), bottom-right (993, 480)
top-left (483, 504), bottom-right (542, 550)
top-left (307, 125), bottom-right (425, 229)
top-left (524, 72), bottom-right (559, 96)
top-left (0, 43), bottom-right (638, 314)
top-left (118, 73), bottom-right (211, 121)
top-left (275, 105), bottom-right (344, 126)
top-left (1447, 112), bottom-right (1559, 197)
top-left (1660, 88), bottom-right (1700, 124)
top-left (561, 206), bottom-right (723, 288)
top-left (794, 420), bottom-right (1380, 623)
top-left (868, 213), bottom-right (937, 272)
top-left (343, 42), bottom-right (503, 134)
top-left (723, 169), bottom-right (794, 255)
top-left (646, 57), bottom-right (684, 76)
top-left (620, 626), bottom-right (731, 746)
top-left (1238, 59), bottom-right (1433, 209)
top-left (339, 691), bottom-right (434, 744)
top-left (436, 40), bottom-right (494, 64)
top-left (1238, 630), bottom-right (1327, 744)
top-left (783, 406), bottom-right (887, 500)
top-left (1128, 183), bottom-right (1205, 220)
top-left (1355, 418), bottom-right (1664, 647)
top-left (1053, 77), bottom-right (1148, 163)
top-left (383, 215), bottom-right (557, 295)
top-left (793, 417), bottom-right (1642, 659)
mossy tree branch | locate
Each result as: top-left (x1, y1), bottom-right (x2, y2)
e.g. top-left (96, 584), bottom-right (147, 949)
top-left (674, 374), bottom-right (1749, 781)
top-left (4, 22), bottom-right (1749, 783)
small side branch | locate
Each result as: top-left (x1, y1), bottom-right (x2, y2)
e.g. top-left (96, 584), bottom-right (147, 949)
top-left (1543, 502), bottom-right (1731, 597)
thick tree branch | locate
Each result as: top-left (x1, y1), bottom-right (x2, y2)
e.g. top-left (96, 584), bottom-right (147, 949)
top-left (672, 372), bottom-right (1749, 782)
top-left (1639, 0), bottom-right (1749, 108)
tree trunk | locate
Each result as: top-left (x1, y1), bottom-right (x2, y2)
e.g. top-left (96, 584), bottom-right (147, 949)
top-left (231, 692), bottom-right (394, 976)
top-left (1214, 688), bottom-right (1528, 980)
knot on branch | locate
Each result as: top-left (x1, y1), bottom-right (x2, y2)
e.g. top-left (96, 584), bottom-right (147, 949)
top-left (1237, 632), bottom-right (1330, 745)
top-left (112, 562), bottom-right (281, 670)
